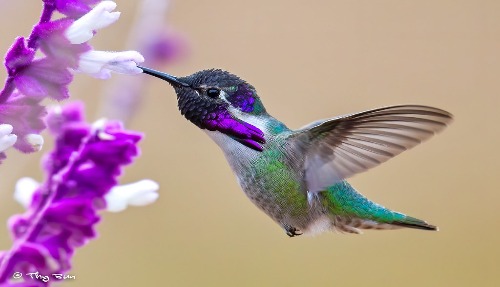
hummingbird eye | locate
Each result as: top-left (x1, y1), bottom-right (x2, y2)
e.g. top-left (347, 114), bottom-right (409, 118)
top-left (206, 88), bottom-right (221, 99)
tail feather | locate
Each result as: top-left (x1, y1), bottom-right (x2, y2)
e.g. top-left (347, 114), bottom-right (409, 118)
top-left (391, 216), bottom-right (438, 231)
top-left (335, 216), bottom-right (437, 234)
top-left (335, 217), bottom-right (399, 234)
top-left (323, 182), bottom-right (438, 233)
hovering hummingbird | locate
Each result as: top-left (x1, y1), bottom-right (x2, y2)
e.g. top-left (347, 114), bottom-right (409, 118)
top-left (139, 66), bottom-right (452, 237)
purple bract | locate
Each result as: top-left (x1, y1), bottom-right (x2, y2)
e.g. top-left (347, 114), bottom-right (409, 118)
top-left (0, 102), bottom-right (142, 286)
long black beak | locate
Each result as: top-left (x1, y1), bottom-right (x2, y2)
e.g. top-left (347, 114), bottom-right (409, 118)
top-left (138, 66), bottom-right (190, 87)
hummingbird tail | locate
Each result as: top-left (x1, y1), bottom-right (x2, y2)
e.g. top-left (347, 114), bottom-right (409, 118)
top-left (333, 216), bottom-right (437, 234)
top-left (322, 182), bottom-right (438, 233)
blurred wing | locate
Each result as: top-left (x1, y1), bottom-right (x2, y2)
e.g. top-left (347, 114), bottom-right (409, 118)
top-left (295, 105), bottom-right (452, 192)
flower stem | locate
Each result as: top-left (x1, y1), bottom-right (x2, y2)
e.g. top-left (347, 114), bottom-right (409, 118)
top-left (0, 2), bottom-right (55, 104)
top-left (0, 77), bottom-right (15, 104)
top-left (27, 2), bottom-right (55, 48)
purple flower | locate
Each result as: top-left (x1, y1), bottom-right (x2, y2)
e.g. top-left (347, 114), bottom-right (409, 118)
top-left (0, 1), bottom-right (144, 162)
top-left (53, 0), bottom-right (102, 19)
top-left (0, 102), bottom-right (156, 286)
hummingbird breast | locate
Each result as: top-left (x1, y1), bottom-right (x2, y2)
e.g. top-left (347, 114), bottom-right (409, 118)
top-left (205, 114), bottom-right (326, 233)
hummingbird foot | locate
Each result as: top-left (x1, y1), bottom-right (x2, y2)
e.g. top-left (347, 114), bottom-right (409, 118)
top-left (283, 224), bottom-right (303, 237)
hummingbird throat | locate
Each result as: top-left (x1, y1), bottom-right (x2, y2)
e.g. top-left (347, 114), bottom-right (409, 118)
top-left (177, 90), bottom-right (266, 151)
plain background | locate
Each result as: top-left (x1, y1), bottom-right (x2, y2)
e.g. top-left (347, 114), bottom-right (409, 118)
top-left (0, 1), bottom-right (498, 286)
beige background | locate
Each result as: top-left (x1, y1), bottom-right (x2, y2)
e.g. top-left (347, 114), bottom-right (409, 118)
top-left (0, 1), bottom-right (499, 286)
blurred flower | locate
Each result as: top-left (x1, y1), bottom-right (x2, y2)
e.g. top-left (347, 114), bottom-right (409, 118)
top-left (143, 31), bottom-right (188, 66)
top-left (14, 177), bottom-right (39, 209)
top-left (0, 0), bottom-right (144, 162)
top-left (0, 102), bottom-right (153, 285)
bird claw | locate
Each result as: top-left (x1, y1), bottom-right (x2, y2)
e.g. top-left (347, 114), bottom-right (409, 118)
top-left (284, 225), bottom-right (303, 237)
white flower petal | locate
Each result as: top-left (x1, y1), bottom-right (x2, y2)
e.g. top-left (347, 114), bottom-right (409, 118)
top-left (92, 118), bottom-right (108, 130)
top-left (128, 188), bottom-right (160, 207)
top-left (91, 118), bottom-right (116, 140)
top-left (85, 1), bottom-right (120, 30)
top-left (0, 124), bottom-right (17, 152)
top-left (25, 134), bottom-right (44, 152)
top-left (14, 177), bottom-right (40, 208)
top-left (77, 50), bottom-right (145, 79)
top-left (0, 124), bottom-right (13, 137)
top-left (65, 1), bottom-right (120, 44)
top-left (0, 134), bottom-right (17, 152)
top-left (105, 180), bottom-right (159, 212)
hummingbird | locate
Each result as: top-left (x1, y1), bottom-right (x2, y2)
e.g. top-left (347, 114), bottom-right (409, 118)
top-left (139, 66), bottom-right (452, 237)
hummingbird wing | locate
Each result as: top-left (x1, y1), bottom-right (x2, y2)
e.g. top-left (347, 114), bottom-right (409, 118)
top-left (292, 105), bottom-right (452, 192)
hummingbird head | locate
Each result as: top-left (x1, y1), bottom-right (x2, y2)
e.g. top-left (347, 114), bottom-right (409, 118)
top-left (139, 67), bottom-right (267, 151)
